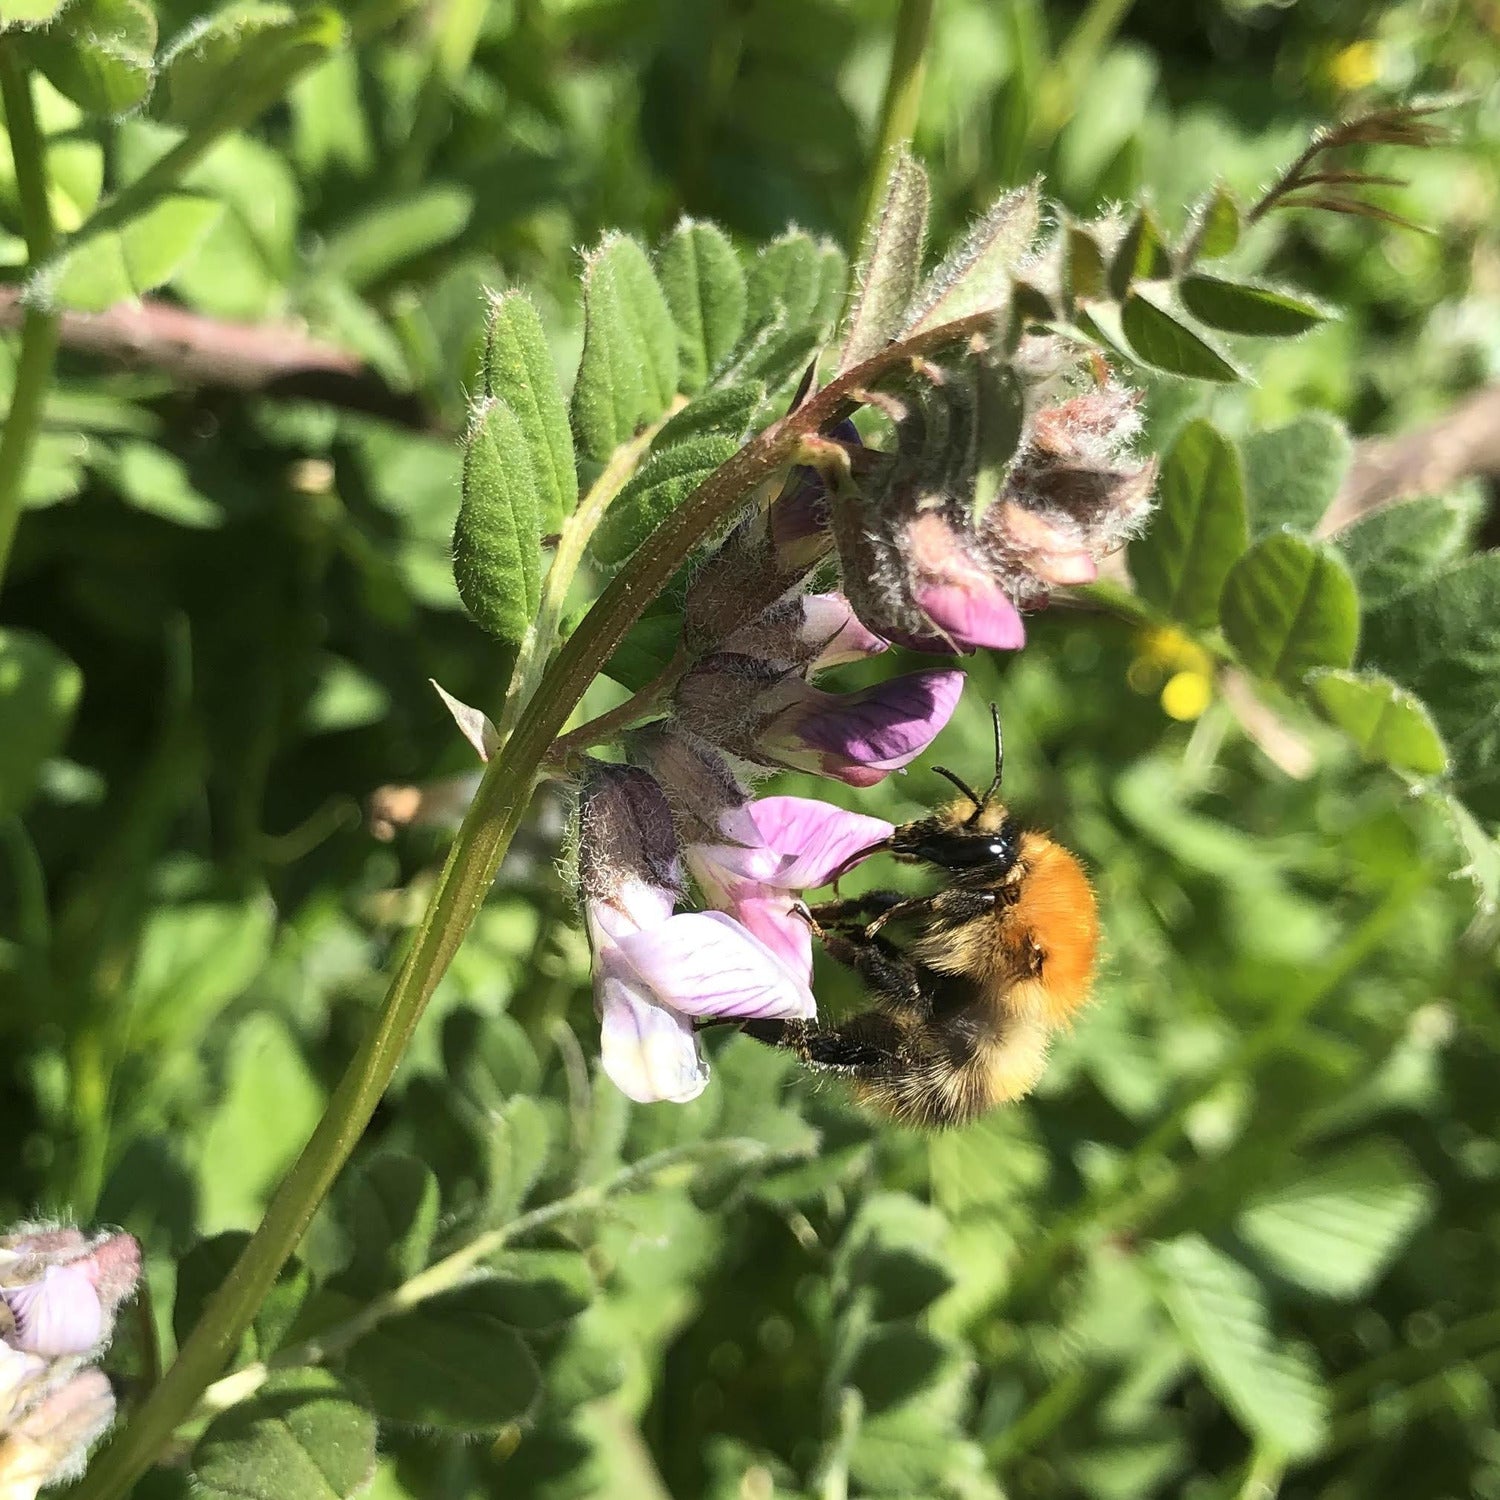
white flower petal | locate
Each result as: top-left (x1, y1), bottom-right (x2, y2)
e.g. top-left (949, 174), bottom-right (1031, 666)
top-left (613, 911), bottom-right (815, 1020)
top-left (596, 975), bottom-right (709, 1104)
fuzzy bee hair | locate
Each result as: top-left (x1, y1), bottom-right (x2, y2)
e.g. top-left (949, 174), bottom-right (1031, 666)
top-left (743, 709), bottom-right (1099, 1129)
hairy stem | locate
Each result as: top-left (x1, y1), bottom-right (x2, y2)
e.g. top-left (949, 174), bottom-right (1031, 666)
top-left (0, 50), bottom-right (60, 597)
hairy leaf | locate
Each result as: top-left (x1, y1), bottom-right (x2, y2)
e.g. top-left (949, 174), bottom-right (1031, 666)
top-left (1128, 419), bottom-right (1247, 629)
top-left (1238, 1141), bottom-right (1434, 1298)
top-left (454, 396), bottom-right (542, 644)
top-left (657, 219), bottom-right (747, 394)
top-left (905, 181), bottom-right (1039, 335)
top-left (571, 233), bottom-right (679, 462)
top-left (743, 229), bottom-right (846, 335)
top-left (837, 147), bottom-right (930, 371)
top-left (1109, 204), bottom-right (1172, 299)
top-left (1148, 1235), bottom-right (1329, 1459)
top-left (591, 434), bottom-right (737, 568)
top-left (483, 290), bottom-right (577, 530)
top-left (191, 1371), bottom-right (377, 1500)
top-left (1336, 487), bottom-right (1478, 609)
top-left (1220, 533), bottom-right (1359, 686)
top-left (335, 1155), bottom-right (441, 1295)
top-left (50, 194), bottom-right (223, 312)
top-left (1120, 286), bottom-right (1243, 381)
top-left (1244, 413), bottom-right (1352, 537)
top-left (1309, 668), bottom-right (1448, 776)
top-left (343, 1284), bottom-right (542, 1432)
top-left (1180, 274), bottom-right (1333, 337)
top-left (26, 0), bottom-right (156, 115)
top-left (1361, 553), bottom-right (1500, 818)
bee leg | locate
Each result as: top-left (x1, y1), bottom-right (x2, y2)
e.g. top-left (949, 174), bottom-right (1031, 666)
top-left (740, 1013), bottom-right (907, 1079)
top-left (816, 926), bottom-right (928, 1017)
top-left (807, 890), bottom-right (907, 928)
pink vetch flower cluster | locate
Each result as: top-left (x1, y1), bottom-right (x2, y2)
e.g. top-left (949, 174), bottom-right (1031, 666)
top-left (577, 592), bottom-right (960, 1102)
top-left (0, 1226), bottom-right (140, 1499)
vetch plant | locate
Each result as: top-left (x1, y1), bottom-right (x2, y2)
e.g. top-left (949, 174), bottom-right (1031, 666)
top-left (0, 15), bottom-right (1477, 1487)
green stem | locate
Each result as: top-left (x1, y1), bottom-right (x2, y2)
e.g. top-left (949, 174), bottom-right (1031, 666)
top-left (855, 0), bottom-right (934, 243)
top-left (0, 49), bottom-right (60, 597)
top-left (72, 321), bottom-right (978, 1500)
top-left (192, 1138), bottom-right (786, 1422)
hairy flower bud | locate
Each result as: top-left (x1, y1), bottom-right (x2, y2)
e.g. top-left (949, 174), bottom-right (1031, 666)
top-left (0, 1230), bottom-right (139, 1360)
top-left (0, 1366), bottom-right (115, 1498)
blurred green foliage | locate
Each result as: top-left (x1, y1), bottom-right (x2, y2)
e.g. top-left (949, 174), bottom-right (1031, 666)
top-left (2, 1), bottom-right (1499, 1498)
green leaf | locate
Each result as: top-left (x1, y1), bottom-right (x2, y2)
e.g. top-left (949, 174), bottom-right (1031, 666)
top-left (1186, 182), bottom-right (1241, 260)
top-left (50, 193), bottom-right (223, 312)
top-left (27, 0), bottom-right (157, 116)
top-left (0, 629), bottom-right (82, 819)
top-left (905, 181), bottom-right (1039, 335)
top-left (0, 0), bottom-right (68, 25)
top-left (1423, 788), bottom-right (1500, 916)
top-left (128, 897), bottom-right (276, 1043)
top-left (604, 601), bottom-right (683, 692)
top-left (1179, 274), bottom-right (1332, 337)
top-left (336, 1155), bottom-right (440, 1296)
top-left (653, 380), bottom-right (763, 447)
top-left (1120, 286), bottom-right (1243, 382)
top-left (482, 290), bottom-right (576, 531)
top-left (1361, 553), bottom-right (1500, 818)
top-left (482, 1251), bottom-right (594, 1329)
top-left (191, 1371), bottom-right (377, 1500)
top-left (109, 439), bottom-right (221, 527)
top-left (487, 1095), bottom-right (555, 1218)
top-left (1220, 533), bottom-right (1359, 687)
top-left (174, 1235), bottom-right (312, 1360)
top-left (343, 1284), bottom-right (542, 1432)
top-left (743, 229), bottom-right (845, 336)
top-left (1064, 222), bottom-right (1108, 304)
top-left (1238, 1141), bottom-right (1434, 1299)
top-left (1308, 669), bottom-right (1448, 776)
top-left (591, 434), bottom-right (737, 568)
top-left (1128, 418), bottom-right (1248, 630)
top-left (1336, 488), bottom-right (1478, 610)
top-left (320, 184), bottom-right (473, 290)
top-left (1108, 204), bottom-right (1172, 300)
top-left (1243, 413), bottom-right (1351, 537)
top-left (656, 219), bottom-right (746, 394)
top-left (454, 396), bottom-right (542, 645)
top-left (571, 233), bottom-right (679, 464)
top-left (199, 1015), bottom-right (324, 1233)
top-left (1148, 1235), bottom-right (1329, 1459)
top-left (833, 1194), bottom-right (955, 1322)
top-left (837, 146), bottom-right (929, 371)
top-left (155, 4), bottom-right (344, 130)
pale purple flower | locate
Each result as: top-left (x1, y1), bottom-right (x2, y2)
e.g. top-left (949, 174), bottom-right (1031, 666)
top-left (755, 668), bottom-right (965, 787)
top-left (0, 1230), bottom-right (138, 1360)
top-left (578, 761), bottom-right (813, 1104)
top-left (722, 592), bottom-right (887, 673)
top-left (687, 795), bottom-right (894, 981)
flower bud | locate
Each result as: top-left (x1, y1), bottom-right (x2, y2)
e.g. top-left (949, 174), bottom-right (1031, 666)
top-left (721, 592), bottom-right (887, 674)
top-left (0, 1230), bottom-right (138, 1360)
top-left (0, 1367), bottom-right (115, 1497)
top-left (577, 760), bottom-right (684, 916)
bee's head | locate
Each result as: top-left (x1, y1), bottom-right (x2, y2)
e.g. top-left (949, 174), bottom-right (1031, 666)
top-left (886, 703), bottom-right (1021, 878)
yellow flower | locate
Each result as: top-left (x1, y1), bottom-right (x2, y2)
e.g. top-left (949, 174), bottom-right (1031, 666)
top-left (1330, 41), bottom-right (1381, 92)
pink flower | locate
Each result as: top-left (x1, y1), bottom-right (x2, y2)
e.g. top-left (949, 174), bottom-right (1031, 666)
top-left (578, 761), bottom-right (814, 1104)
top-left (687, 796), bottom-right (893, 981)
top-left (756, 668), bottom-right (965, 787)
top-left (0, 1231), bottom-right (138, 1360)
top-left (0, 1366), bottom-right (115, 1494)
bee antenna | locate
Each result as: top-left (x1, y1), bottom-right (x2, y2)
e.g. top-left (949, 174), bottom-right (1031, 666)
top-left (932, 765), bottom-right (982, 807)
top-left (983, 703), bottom-right (1005, 804)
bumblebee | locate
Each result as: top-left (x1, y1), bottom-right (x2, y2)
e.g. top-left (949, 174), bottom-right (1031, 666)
top-left (743, 709), bottom-right (1098, 1129)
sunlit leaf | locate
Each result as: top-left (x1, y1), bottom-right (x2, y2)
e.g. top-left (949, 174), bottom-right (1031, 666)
top-left (1120, 286), bottom-right (1243, 381)
top-left (1179, 274), bottom-right (1333, 337)
top-left (657, 218), bottom-right (747, 394)
top-left (1243, 413), bottom-right (1351, 537)
top-left (1220, 533), bottom-right (1359, 686)
top-left (1308, 669), bottom-right (1448, 776)
top-left (837, 146), bottom-right (929, 371)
